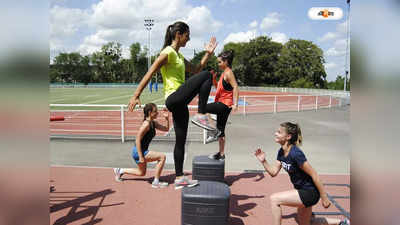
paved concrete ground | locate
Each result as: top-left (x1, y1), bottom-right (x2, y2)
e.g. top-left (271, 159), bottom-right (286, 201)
top-left (50, 106), bottom-right (350, 174)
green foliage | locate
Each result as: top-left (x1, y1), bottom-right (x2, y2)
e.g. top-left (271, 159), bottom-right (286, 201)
top-left (49, 35), bottom-right (334, 89)
top-left (275, 39), bottom-right (326, 88)
top-left (327, 75), bottom-right (350, 90)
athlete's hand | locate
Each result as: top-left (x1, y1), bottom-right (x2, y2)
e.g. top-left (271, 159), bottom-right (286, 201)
top-left (321, 195), bottom-right (331, 208)
top-left (128, 95), bottom-right (141, 112)
top-left (205, 36), bottom-right (218, 55)
top-left (231, 104), bottom-right (238, 112)
top-left (138, 156), bottom-right (145, 164)
top-left (254, 148), bottom-right (266, 163)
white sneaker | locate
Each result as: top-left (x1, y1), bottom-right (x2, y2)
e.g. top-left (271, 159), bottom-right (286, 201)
top-left (152, 181), bottom-right (169, 188)
top-left (191, 114), bottom-right (216, 131)
top-left (206, 135), bottom-right (218, 144)
top-left (113, 168), bottom-right (123, 182)
top-left (174, 176), bottom-right (198, 190)
top-left (210, 114), bottom-right (217, 121)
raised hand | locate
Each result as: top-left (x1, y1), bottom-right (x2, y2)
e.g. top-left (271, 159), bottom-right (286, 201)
top-left (204, 36), bottom-right (218, 54)
top-left (128, 95), bottom-right (141, 112)
top-left (254, 148), bottom-right (266, 163)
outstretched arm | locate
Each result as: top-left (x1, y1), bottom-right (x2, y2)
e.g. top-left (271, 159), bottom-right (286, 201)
top-left (128, 54), bottom-right (168, 112)
top-left (185, 37), bottom-right (218, 74)
top-left (254, 148), bottom-right (282, 177)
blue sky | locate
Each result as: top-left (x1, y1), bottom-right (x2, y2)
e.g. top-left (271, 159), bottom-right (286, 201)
top-left (50, 0), bottom-right (350, 81)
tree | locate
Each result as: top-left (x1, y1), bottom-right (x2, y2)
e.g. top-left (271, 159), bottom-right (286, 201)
top-left (90, 42), bottom-right (123, 83)
top-left (190, 50), bottom-right (218, 71)
top-left (327, 75), bottom-right (350, 90)
top-left (52, 52), bottom-right (92, 84)
top-left (275, 39), bottom-right (327, 88)
top-left (223, 36), bottom-right (282, 86)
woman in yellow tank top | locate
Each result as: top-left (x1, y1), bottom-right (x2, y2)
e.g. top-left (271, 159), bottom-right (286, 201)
top-left (128, 21), bottom-right (218, 189)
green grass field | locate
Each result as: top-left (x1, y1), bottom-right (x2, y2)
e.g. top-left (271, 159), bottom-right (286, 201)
top-left (50, 88), bottom-right (165, 110)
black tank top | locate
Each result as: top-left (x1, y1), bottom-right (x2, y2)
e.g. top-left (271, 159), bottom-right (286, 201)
top-left (222, 78), bottom-right (233, 91)
top-left (141, 121), bottom-right (156, 150)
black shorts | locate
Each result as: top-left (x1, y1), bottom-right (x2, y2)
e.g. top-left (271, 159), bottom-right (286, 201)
top-left (298, 188), bottom-right (320, 207)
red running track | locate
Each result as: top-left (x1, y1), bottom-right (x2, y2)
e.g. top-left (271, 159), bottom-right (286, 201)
top-left (50, 166), bottom-right (349, 225)
top-left (49, 91), bottom-right (339, 137)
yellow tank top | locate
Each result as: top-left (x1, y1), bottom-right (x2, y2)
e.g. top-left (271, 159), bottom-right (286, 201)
top-left (160, 46), bottom-right (185, 99)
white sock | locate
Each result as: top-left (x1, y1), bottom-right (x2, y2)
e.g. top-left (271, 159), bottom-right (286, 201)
top-left (153, 178), bottom-right (159, 184)
top-left (119, 168), bottom-right (124, 175)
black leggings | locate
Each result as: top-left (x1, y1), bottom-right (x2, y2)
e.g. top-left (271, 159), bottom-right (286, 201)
top-left (165, 71), bottom-right (212, 176)
top-left (206, 102), bottom-right (232, 137)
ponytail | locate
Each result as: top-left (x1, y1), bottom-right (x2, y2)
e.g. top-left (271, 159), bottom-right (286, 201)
top-left (280, 122), bottom-right (303, 146)
top-left (218, 49), bottom-right (235, 68)
top-left (162, 25), bottom-right (174, 50)
top-left (162, 21), bottom-right (190, 49)
top-left (143, 103), bottom-right (157, 121)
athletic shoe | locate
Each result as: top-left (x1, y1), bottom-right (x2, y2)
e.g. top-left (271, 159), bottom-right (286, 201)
top-left (208, 152), bottom-right (225, 161)
top-left (205, 129), bottom-right (221, 144)
top-left (339, 219), bottom-right (350, 225)
top-left (210, 114), bottom-right (217, 121)
top-left (174, 176), bottom-right (198, 190)
top-left (151, 181), bottom-right (169, 188)
top-left (113, 168), bottom-right (123, 182)
top-left (206, 135), bottom-right (219, 144)
top-left (191, 114), bottom-right (216, 131)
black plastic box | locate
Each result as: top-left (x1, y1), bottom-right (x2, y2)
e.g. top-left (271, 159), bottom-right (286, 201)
top-left (192, 155), bottom-right (225, 182)
top-left (181, 181), bottom-right (230, 225)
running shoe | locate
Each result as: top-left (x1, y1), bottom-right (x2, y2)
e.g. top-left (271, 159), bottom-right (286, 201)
top-left (151, 181), bottom-right (169, 188)
top-left (191, 114), bottom-right (216, 131)
top-left (113, 168), bottom-right (123, 182)
top-left (174, 176), bottom-right (198, 190)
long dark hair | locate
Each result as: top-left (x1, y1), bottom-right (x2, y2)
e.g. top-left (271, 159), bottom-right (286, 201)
top-left (143, 103), bottom-right (157, 121)
top-left (218, 49), bottom-right (235, 68)
top-left (280, 122), bottom-right (303, 146)
top-left (162, 21), bottom-right (190, 49)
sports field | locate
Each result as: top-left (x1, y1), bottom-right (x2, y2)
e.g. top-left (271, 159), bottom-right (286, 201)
top-left (50, 87), bottom-right (164, 110)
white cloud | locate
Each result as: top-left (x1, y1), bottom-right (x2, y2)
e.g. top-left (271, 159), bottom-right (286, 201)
top-left (260, 12), bottom-right (282, 31)
top-left (249, 20), bottom-right (258, 28)
top-left (77, 34), bottom-right (108, 55)
top-left (318, 19), bottom-right (349, 44)
top-left (337, 20), bottom-right (348, 35)
top-left (318, 32), bottom-right (339, 42)
top-left (185, 6), bottom-right (223, 36)
top-left (325, 39), bottom-right (350, 56)
top-left (324, 62), bottom-right (337, 70)
top-left (63, 0), bottom-right (222, 58)
top-left (325, 39), bottom-right (348, 57)
top-left (223, 30), bottom-right (256, 44)
top-left (50, 6), bottom-right (90, 38)
top-left (270, 32), bottom-right (288, 44)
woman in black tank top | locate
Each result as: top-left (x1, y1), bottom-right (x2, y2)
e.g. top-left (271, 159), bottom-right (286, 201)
top-left (113, 103), bottom-right (172, 189)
